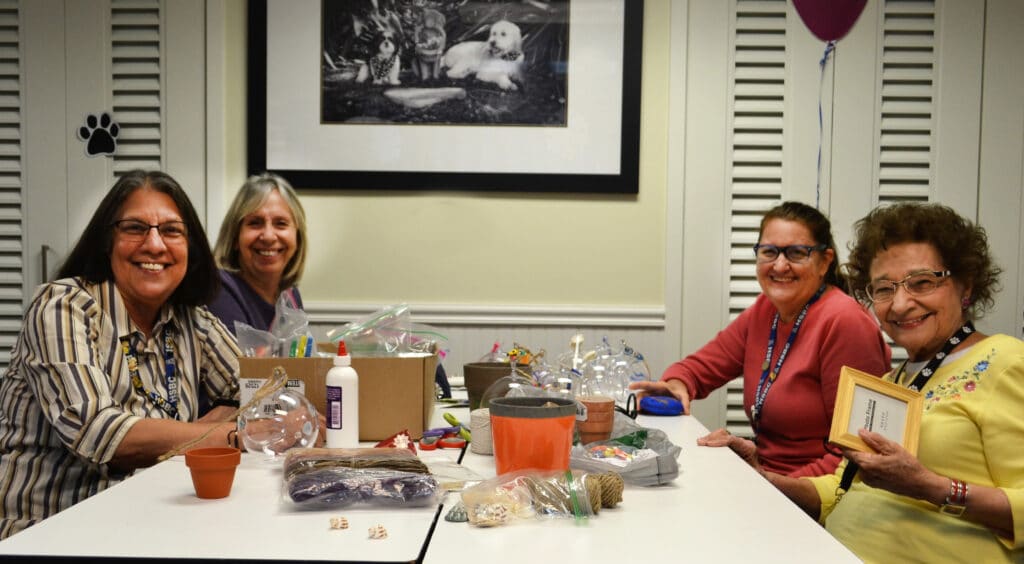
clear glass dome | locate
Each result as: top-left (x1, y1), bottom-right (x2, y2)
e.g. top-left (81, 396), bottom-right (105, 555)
top-left (237, 387), bottom-right (319, 459)
top-left (479, 374), bottom-right (546, 408)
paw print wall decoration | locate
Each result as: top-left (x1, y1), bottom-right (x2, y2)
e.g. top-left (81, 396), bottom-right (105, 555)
top-left (77, 112), bottom-right (119, 157)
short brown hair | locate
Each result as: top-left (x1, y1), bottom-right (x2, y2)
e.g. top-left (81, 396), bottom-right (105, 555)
top-left (845, 202), bottom-right (1001, 318)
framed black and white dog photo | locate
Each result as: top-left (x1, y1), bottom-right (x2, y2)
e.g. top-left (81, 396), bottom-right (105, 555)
top-left (248, 0), bottom-right (643, 193)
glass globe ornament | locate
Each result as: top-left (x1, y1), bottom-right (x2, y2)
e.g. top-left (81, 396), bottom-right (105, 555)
top-left (479, 373), bottom-right (544, 408)
top-left (536, 364), bottom-right (577, 400)
top-left (605, 356), bottom-right (635, 404)
top-left (620, 341), bottom-right (652, 384)
top-left (238, 387), bottom-right (319, 459)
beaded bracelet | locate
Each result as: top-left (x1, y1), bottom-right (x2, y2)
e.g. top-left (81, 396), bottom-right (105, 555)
top-left (947, 478), bottom-right (968, 506)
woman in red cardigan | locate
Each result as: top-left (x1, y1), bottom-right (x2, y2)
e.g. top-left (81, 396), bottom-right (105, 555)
top-left (632, 201), bottom-right (891, 477)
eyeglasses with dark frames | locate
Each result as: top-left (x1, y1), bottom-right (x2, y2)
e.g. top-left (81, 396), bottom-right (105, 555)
top-left (112, 219), bottom-right (188, 242)
top-left (864, 270), bottom-right (952, 303)
top-left (752, 243), bottom-right (827, 264)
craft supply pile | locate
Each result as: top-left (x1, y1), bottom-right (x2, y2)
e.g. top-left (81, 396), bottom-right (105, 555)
top-left (219, 313), bottom-right (682, 534)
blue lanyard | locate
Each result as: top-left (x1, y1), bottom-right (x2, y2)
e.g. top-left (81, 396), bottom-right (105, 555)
top-left (752, 284), bottom-right (827, 431)
top-left (120, 326), bottom-right (179, 419)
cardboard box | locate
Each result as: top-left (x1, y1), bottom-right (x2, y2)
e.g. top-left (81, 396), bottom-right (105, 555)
top-left (237, 354), bottom-right (437, 441)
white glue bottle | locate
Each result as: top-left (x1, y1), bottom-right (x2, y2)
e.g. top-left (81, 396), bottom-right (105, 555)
top-left (325, 340), bottom-right (359, 448)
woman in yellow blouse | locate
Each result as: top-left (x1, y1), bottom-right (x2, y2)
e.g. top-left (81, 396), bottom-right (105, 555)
top-left (768, 202), bottom-right (1023, 562)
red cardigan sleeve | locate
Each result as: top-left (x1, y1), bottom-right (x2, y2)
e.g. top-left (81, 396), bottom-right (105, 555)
top-left (661, 303), bottom-right (758, 400)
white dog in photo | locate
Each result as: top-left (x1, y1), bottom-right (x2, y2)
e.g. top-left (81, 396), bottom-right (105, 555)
top-left (442, 20), bottom-right (524, 91)
top-left (356, 34), bottom-right (401, 85)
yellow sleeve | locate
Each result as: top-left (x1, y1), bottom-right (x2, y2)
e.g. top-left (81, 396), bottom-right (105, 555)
top-left (805, 457), bottom-right (848, 524)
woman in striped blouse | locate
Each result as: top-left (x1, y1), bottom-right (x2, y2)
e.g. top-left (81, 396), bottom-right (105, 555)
top-left (0, 170), bottom-right (242, 539)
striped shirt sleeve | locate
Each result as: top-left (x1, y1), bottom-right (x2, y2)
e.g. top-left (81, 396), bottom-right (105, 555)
top-left (17, 281), bottom-right (138, 466)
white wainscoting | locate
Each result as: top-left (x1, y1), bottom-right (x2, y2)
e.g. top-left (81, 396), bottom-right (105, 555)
top-left (304, 303), bottom-right (670, 382)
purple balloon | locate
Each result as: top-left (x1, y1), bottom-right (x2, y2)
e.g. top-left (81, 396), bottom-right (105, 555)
top-left (793, 0), bottom-right (868, 42)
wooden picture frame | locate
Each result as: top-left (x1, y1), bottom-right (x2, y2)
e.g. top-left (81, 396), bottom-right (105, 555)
top-left (247, 0), bottom-right (644, 194)
top-left (829, 366), bottom-right (923, 456)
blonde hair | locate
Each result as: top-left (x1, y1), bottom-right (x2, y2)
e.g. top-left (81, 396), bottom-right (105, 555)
top-left (213, 172), bottom-right (308, 290)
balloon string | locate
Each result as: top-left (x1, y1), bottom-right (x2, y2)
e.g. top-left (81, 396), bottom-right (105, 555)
top-left (816, 40), bottom-right (836, 210)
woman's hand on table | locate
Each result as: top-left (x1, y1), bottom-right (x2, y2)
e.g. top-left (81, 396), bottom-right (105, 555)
top-left (698, 428), bottom-right (760, 470)
top-left (628, 379), bottom-right (691, 414)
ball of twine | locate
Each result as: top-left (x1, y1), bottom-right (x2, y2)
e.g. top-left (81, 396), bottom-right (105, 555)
top-left (469, 408), bottom-right (493, 455)
top-left (596, 471), bottom-right (624, 508)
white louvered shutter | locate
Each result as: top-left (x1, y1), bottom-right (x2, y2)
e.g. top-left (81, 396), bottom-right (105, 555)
top-left (877, 1), bottom-right (935, 204)
top-left (721, 0), bottom-right (983, 435)
top-left (0, 0), bottom-right (21, 371)
top-left (724, 0), bottom-right (789, 437)
top-left (870, 1), bottom-right (941, 364)
top-left (12, 0), bottom-right (207, 378)
top-left (111, 0), bottom-right (162, 174)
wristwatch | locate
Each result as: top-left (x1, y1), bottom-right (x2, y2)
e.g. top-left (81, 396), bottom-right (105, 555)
top-left (939, 478), bottom-right (968, 517)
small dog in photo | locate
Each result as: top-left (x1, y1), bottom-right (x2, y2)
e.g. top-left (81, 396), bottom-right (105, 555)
top-left (442, 19), bottom-right (525, 91)
top-left (356, 33), bottom-right (402, 85)
top-left (413, 8), bottom-right (447, 80)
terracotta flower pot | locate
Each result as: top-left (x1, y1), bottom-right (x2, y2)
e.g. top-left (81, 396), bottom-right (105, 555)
top-left (576, 395), bottom-right (615, 444)
top-left (185, 447), bottom-right (241, 499)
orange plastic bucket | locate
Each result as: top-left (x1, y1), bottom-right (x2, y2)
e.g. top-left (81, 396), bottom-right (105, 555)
top-left (489, 397), bottom-right (576, 475)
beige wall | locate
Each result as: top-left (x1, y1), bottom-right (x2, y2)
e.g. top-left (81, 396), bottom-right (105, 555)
top-left (223, 0), bottom-right (671, 307)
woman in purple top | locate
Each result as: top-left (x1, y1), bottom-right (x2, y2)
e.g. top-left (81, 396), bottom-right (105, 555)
top-left (209, 173), bottom-right (308, 335)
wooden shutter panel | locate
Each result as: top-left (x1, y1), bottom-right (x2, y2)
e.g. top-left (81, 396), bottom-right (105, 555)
top-left (0, 0), bottom-right (21, 370)
top-left (725, 0), bottom-right (789, 436)
top-left (878, 0), bottom-right (935, 203)
top-left (110, 0), bottom-right (162, 174)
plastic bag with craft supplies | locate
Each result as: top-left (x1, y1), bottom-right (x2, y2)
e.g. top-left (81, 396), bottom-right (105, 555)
top-left (569, 411), bottom-right (682, 486)
top-left (235, 291), bottom-right (316, 358)
top-left (459, 468), bottom-right (623, 527)
top-left (281, 447), bottom-right (442, 509)
top-left (325, 304), bottom-right (449, 356)
top-left (325, 303), bottom-right (413, 355)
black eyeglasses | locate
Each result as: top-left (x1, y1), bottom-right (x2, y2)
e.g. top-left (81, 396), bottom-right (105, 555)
top-left (864, 270), bottom-right (952, 303)
top-left (753, 243), bottom-right (826, 264)
top-left (112, 219), bottom-right (188, 242)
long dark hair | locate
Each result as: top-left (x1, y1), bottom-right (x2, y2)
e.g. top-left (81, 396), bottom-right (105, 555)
top-left (759, 201), bottom-right (847, 293)
top-left (56, 169), bottom-right (219, 307)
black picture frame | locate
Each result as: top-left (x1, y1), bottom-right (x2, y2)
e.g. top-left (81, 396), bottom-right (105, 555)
top-left (247, 0), bottom-right (643, 194)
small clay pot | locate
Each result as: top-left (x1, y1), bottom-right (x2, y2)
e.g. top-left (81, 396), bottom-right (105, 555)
top-left (576, 396), bottom-right (615, 444)
top-left (185, 447), bottom-right (241, 499)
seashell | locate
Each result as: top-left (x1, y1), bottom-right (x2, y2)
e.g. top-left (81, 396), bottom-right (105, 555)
top-left (444, 501), bottom-right (468, 522)
top-left (368, 524), bottom-right (388, 539)
top-left (329, 516), bottom-right (349, 530)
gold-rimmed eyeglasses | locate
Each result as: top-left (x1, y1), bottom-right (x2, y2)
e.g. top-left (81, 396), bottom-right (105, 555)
top-left (865, 270), bottom-right (952, 303)
top-left (112, 219), bottom-right (188, 242)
